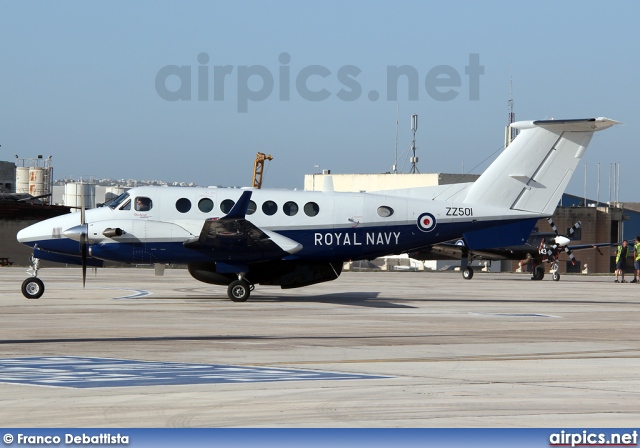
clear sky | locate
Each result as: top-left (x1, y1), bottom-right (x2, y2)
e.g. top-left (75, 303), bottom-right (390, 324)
top-left (1, 0), bottom-right (638, 201)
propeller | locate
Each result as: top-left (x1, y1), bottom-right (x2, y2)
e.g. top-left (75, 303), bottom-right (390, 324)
top-left (60, 183), bottom-right (90, 287)
top-left (545, 218), bottom-right (580, 264)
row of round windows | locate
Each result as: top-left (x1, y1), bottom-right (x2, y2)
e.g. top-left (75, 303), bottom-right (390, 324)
top-left (175, 197), bottom-right (321, 217)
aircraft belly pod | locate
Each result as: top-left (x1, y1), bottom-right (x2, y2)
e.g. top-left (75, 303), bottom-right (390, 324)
top-left (16, 117), bottom-right (618, 301)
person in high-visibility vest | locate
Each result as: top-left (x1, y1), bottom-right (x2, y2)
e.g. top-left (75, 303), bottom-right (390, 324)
top-left (615, 240), bottom-right (629, 283)
top-left (632, 236), bottom-right (640, 283)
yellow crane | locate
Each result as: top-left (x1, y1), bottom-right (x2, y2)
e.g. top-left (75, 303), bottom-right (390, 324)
top-left (252, 152), bottom-right (273, 189)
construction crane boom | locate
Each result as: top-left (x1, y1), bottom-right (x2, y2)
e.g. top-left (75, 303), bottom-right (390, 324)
top-left (252, 152), bottom-right (273, 189)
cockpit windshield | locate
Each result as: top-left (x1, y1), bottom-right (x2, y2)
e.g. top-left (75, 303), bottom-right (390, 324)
top-left (108, 193), bottom-right (130, 210)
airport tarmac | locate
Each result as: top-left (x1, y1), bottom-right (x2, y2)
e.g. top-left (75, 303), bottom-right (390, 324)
top-left (0, 267), bottom-right (638, 428)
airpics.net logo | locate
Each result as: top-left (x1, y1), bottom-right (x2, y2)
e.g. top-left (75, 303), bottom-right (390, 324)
top-left (155, 52), bottom-right (484, 112)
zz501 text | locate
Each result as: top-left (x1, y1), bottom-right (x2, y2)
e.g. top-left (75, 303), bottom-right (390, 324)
top-left (446, 207), bottom-right (473, 216)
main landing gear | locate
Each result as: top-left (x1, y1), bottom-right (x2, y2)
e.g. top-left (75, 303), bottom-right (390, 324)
top-left (460, 255), bottom-right (474, 280)
top-left (227, 274), bottom-right (255, 302)
top-left (531, 265), bottom-right (545, 281)
top-left (22, 256), bottom-right (44, 299)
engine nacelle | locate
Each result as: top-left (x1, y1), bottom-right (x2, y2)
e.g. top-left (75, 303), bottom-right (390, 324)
top-left (188, 263), bottom-right (235, 285)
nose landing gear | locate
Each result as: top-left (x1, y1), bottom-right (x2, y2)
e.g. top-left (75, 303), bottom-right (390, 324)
top-left (22, 256), bottom-right (45, 299)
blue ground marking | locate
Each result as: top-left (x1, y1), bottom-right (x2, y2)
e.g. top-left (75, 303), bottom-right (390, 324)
top-left (0, 357), bottom-right (388, 388)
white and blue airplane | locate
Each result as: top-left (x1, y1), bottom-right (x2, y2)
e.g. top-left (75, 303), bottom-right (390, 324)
top-left (17, 118), bottom-right (618, 301)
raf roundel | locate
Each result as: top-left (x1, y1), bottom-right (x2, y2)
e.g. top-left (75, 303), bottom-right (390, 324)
top-left (417, 212), bottom-right (437, 232)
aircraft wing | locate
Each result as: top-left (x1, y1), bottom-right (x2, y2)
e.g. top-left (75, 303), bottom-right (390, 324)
top-left (409, 242), bottom-right (538, 262)
top-left (410, 240), bottom-right (616, 263)
top-left (183, 191), bottom-right (303, 261)
top-left (410, 242), bottom-right (466, 260)
top-left (567, 242), bottom-right (618, 252)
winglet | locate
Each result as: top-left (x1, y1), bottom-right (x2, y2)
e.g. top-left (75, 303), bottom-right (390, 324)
top-left (221, 191), bottom-right (253, 220)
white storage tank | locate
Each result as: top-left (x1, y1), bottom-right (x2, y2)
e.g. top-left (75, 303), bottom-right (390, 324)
top-left (64, 182), bottom-right (96, 209)
top-left (28, 167), bottom-right (45, 197)
top-left (16, 167), bottom-right (30, 194)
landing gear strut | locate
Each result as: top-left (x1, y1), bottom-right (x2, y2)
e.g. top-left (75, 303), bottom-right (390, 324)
top-left (22, 256), bottom-right (44, 299)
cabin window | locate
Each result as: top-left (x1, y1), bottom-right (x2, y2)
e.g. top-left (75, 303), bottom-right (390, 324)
top-left (262, 200), bottom-right (278, 216)
top-left (198, 198), bottom-right (214, 213)
top-left (135, 197), bottom-right (152, 211)
top-left (176, 198), bottom-right (191, 213)
top-left (247, 200), bottom-right (257, 215)
top-left (377, 206), bottom-right (393, 218)
top-left (109, 193), bottom-right (130, 210)
top-left (304, 202), bottom-right (319, 217)
top-left (120, 199), bottom-right (131, 211)
top-left (283, 201), bottom-right (298, 216)
top-left (220, 199), bottom-right (235, 214)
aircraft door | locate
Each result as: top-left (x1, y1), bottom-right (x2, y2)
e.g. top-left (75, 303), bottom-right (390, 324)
top-left (130, 220), bottom-right (148, 263)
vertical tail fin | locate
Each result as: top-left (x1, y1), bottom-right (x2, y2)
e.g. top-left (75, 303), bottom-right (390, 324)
top-left (463, 118), bottom-right (618, 215)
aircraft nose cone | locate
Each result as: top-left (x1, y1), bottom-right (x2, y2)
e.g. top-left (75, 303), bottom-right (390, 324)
top-left (16, 227), bottom-right (30, 243)
top-left (62, 224), bottom-right (88, 242)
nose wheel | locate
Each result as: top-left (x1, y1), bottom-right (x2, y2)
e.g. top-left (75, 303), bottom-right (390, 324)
top-left (22, 256), bottom-right (45, 299)
top-left (550, 262), bottom-right (560, 281)
top-left (22, 277), bottom-right (45, 299)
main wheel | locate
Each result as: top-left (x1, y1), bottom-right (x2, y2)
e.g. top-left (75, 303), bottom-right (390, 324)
top-left (552, 273), bottom-right (560, 281)
top-left (22, 277), bottom-right (45, 299)
top-left (462, 266), bottom-right (474, 280)
top-left (227, 280), bottom-right (250, 302)
top-left (532, 266), bottom-right (545, 281)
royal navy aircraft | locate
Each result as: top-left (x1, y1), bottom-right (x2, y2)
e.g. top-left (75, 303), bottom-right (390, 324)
top-left (409, 218), bottom-right (617, 281)
top-left (17, 118), bottom-right (618, 301)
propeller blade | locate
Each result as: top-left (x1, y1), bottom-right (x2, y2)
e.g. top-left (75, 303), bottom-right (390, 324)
top-left (80, 183), bottom-right (87, 288)
top-left (80, 182), bottom-right (86, 226)
top-left (564, 246), bottom-right (576, 265)
top-left (566, 221), bottom-right (581, 238)
top-left (548, 218), bottom-right (559, 235)
top-left (81, 240), bottom-right (87, 287)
